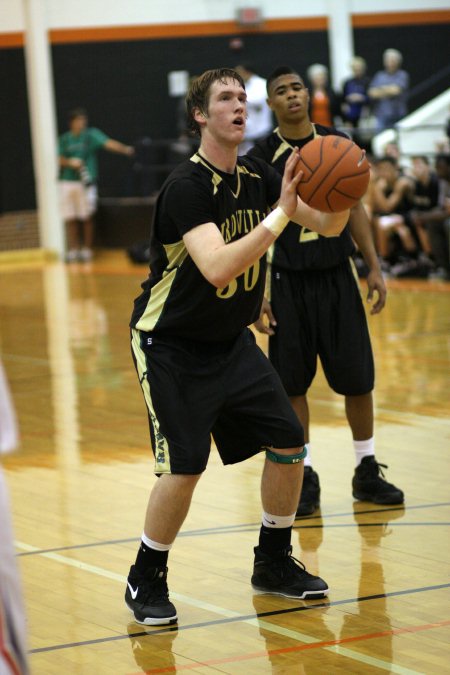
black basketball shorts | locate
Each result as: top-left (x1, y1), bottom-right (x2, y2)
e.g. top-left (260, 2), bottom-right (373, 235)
top-left (131, 327), bottom-right (304, 475)
top-left (268, 260), bottom-right (375, 397)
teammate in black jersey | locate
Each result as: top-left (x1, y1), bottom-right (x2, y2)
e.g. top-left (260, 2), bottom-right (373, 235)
top-left (249, 66), bottom-right (404, 516)
top-left (125, 68), bottom-right (350, 626)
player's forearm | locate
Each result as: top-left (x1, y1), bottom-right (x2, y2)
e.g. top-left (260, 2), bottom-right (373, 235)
top-left (188, 209), bottom-right (288, 289)
top-left (203, 221), bottom-right (278, 288)
top-left (349, 204), bottom-right (380, 271)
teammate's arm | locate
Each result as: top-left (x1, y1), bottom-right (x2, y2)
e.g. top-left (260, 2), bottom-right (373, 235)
top-left (349, 202), bottom-right (387, 314)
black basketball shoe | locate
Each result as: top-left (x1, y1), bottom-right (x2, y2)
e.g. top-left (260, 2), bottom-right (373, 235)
top-left (296, 466), bottom-right (321, 517)
top-left (251, 545), bottom-right (329, 599)
top-left (352, 456), bottom-right (404, 504)
top-left (125, 565), bottom-right (178, 625)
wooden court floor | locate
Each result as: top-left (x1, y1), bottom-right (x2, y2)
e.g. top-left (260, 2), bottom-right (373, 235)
top-left (1, 250), bottom-right (449, 674)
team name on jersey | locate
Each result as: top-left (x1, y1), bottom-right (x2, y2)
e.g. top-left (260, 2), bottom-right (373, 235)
top-left (221, 208), bottom-right (268, 243)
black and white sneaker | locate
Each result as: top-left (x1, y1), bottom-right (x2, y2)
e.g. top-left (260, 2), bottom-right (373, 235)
top-left (352, 456), bottom-right (404, 504)
top-left (125, 565), bottom-right (178, 625)
top-left (251, 545), bottom-right (328, 599)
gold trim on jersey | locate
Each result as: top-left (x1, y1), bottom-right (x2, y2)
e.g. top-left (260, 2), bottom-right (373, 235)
top-left (272, 125), bottom-right (318, 163)
top-left (191, 152), bottom-right (261, 198)
top-left (273, 126), bottom-right (319, 243)
top-left (131, 328), bottom-right (171, 474)
top-left (135, 240), bottom-right (188, 333)
top-left (191, 153), bottom-right (224, 195)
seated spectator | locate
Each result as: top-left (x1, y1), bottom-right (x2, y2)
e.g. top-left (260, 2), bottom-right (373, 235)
top-left (409, 154), bottom-right (450, 280)
top-left (407, 156), bottom-right (440, 263)
top-left (371, 156), bottom-right (416, 270)
top-left (383, 141), bottom-right (402, 163)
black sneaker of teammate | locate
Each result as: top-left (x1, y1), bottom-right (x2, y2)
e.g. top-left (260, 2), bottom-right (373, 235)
top-left (296, 466), bottom-right (321, 517)
top-left (352, 456), bottom-right (404, 504)
top-left (125, 565), bottom-right (178, 625)
top-left (251, 545), bottom-right (329, 599)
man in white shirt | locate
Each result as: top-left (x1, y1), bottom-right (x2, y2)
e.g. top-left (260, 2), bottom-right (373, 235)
top-left (235, 64), bottom-right (273, 154)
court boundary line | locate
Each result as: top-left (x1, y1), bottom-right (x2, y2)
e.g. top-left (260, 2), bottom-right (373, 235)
top-left (21, 535), bottom-right (450, 673)
top-left (27, 581), bottom-right (450, 654)
top-left (16, 501), bottom-right (450, 556)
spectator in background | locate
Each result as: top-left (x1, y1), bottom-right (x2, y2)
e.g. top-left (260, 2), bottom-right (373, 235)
top-left (410, 154), bottom-right (450, 280)
top-left (234, 64), bottom-right (273, 154)
top-left (58, 108), bottom-right (134, 263)
top-left (306, 63), bottom-right (340, 128)
top-left (368, 49), bottom-right (409, 133)
top-left (407, 156), bottom-right (440, 266)
top-left (371, 155), bottom-right (415, 270)
top-left (341, 57), bottom-right (371, 131)
top-left (383, 140), bottom-right (402, 163)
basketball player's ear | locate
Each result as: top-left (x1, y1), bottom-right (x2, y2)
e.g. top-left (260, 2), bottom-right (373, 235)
top-left (193, 107), bottom-right (207, 128)
top-left (266, 96), bottom-right (275, 112)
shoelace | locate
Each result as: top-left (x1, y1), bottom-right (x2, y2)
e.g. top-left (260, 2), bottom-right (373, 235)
top-left (141, 574), bottom-right (170, 603)
top-left (272, 552), bottom-right (309, 580)
top-left (375, 461), bottom-right (388, 478)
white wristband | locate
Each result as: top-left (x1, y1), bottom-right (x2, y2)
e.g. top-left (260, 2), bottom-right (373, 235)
top-left (261, 206), bottom-right (290, 237)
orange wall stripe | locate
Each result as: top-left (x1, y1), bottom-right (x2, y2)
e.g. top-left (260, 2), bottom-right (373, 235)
top-left (0, 10), bottom-right (448, 49)
top-left (48, 17), bottom-right (327, 44)
top-left (352, 9), bottom-right (450, 27)
top-left (0, 32), bottom-right (23, 48)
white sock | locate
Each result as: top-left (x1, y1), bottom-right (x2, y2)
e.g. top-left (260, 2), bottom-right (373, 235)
top-left (262, 511), bottom-right (296, 528)
top-left (303, 443), bottom-right (312, 467)
top-left (141, 532), bottom-right (172, 551)
top-left (353, 438), bottom-right (375, 466)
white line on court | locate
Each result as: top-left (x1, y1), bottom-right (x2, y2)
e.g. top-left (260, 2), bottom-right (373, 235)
top-left (15, 539), bottom-right (424, 674)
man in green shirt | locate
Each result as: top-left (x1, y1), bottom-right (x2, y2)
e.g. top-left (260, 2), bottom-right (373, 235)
top-left (58, 108), bottom-right (134, 262)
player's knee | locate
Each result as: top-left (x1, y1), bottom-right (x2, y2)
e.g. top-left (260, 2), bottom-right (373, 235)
top-left (265, 447), bottom-right (306, 464)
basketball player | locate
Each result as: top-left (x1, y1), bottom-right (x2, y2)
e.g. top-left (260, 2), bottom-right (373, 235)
top-left (125, 68), bottom-right (349, 625)
top-left (249, 66), bottom-right (404, 515)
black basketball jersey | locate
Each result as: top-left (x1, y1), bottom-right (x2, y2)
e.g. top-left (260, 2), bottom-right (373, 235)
top-left (130, 153), bottom-right (281, 341)
top-left (248, 124), bottom-right (355, 270)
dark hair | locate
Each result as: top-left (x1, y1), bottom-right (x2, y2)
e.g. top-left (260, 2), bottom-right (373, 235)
top-left (375, 155), bottom-right (398, 167)
top-left (266, 66), bottom-right (300, 95)
top-left (185, 68), bottom-right (245, 136)
top-left (68, 107), bottom-right (87, 122)
top-left (435, 153), bottom-right (450, 167)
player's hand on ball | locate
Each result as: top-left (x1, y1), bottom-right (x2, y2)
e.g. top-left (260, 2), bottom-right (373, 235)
top-left (278, 148), bottom-right (304, 218)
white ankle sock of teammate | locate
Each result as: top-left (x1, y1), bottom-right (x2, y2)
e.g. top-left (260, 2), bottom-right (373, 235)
top-left (262, 511), bottom-right (296, 528)
top-left (303, 444), bottom-right (312, 467)
top-left (353, 438), bottom-right (375, 466)
top-left (141, 532), bottom-right (172, 551)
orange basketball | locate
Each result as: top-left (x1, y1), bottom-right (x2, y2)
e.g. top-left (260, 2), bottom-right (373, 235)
top-left (295, 135), bottom-right (370, 213)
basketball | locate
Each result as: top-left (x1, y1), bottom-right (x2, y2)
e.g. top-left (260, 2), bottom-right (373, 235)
top-left (295, 135), bottom-right (370, 213)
